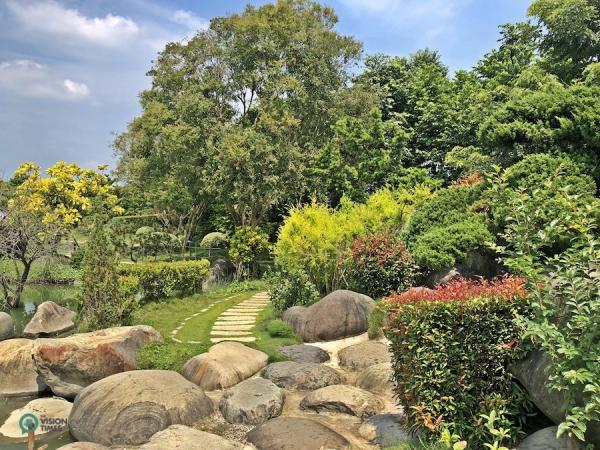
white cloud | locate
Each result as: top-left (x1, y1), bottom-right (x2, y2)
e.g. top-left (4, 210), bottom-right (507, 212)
top-left (6, 0), bottom-right (139, 47)
top-left (171, 10), bottom-right (209, 32)
top-left (340, 0), bottom-right (456, 17)
top-left (0, 60), bottom-right (90, 100)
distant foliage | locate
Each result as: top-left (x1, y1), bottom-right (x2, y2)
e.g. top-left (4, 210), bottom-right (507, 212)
top-left (347, 232), bottom-right (417, 298)
top-left (384, 277), bottom-right (532, 447)
top-left (268, 267), bottom-right (320, 314)
top-left (200, 232), bottom-right (229, 249)
top-left (229, 226), bottom-right (271, 280)
top-left (118, 260), bottom-right (210, 301)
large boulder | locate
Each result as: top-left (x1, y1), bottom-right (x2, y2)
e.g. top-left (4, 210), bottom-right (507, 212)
top-left (0, 397), bottom-right (71, 439)
top-left (512, 350), bottom-right (599, 446)
top-left (262, 361), bottom-right (342, 391)
top-left (139, 425), bottom-right (252, 450)
top-left (31, 325), bottom-right (161, 398)
top-left (356, 362), bottom-right (393, 395)
top-left (300, 385), bottom-right (384, 418)
top-left (68, 370), bottom-right (214, 446)
top-left (279, 344), bottom-right (330, 363)
top-left (0, 312), bottom-right (15, 341)
top-left (0, 339), bottom-right (46, 397)
top-left (181, 342), bottom-right (268, 391)
top-left (220, 378), bottom-right (284, 425)
top-left (23, 301), bottom-right (76, 337)
top-left (247, 417), bottom-right (351, 450)
top-left (57, 444), bottom-right (108, 450)
top-left (516, 427), bottom-right (579, 450)
top-left (282, 290), bottom-right (375, 342)
top-left (338, 341), bottom-right (390, 371)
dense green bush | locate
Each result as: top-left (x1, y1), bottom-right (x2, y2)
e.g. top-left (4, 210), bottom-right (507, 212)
top-left (384, 278), bottom-right (532, 448)
top-left (267, 267), bottom-right (320, 314)
top-left (229, 226), bottom-right (271, 280)
top-left (118, 259), bottom-right (210, 301)
top-left (69, 246), bottom-right (85, 269)
top-left (347, 232), bottom-right (417, 298)
top-left (266, 319), bottom-right (296, 338)
top-left (200, 231), bottom-right (229, 248)
top-left (404, 184), bottom-right (493, 272)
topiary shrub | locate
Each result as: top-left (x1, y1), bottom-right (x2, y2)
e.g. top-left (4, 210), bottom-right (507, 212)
top-left (383, 277), bottom-right (533, 448)
top-left (267, 267), bottom-right (320, 314)
top-left (200, 231), bottom-right (229, 249)
top-left (229, 226), bottom-right (271, 280)
top-left (346, 231), bottom-right (417, 298)
top-left (118, 259), bottom-right (210, 301)
top-left (266, 319), bottom-right (296, 338)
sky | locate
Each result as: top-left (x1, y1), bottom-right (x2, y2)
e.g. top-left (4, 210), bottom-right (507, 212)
top-left (0, 0), bottom-right (531, 177)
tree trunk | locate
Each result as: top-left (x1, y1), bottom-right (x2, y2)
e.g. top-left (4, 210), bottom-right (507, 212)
top-left (8, 260), bottom-right (31, 308)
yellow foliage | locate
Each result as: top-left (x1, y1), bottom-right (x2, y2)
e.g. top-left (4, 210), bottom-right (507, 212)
top-left (9, 161), bottom-right (123, 227)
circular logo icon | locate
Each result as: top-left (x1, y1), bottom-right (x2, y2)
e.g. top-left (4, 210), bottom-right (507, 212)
top-left (19, 413), bottom-right (39, 435)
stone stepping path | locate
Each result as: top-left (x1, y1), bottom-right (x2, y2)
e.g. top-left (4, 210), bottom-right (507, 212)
top-left (170, 294), bottom-right (245, 344)
top-left (210, 292), bottom-right (270, 343)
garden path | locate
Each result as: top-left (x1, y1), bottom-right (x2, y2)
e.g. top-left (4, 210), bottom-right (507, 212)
top-left (209, 292), bottom-right (270, 343)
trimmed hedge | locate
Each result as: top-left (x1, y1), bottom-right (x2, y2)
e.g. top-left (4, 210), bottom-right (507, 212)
top-left (118, 259), bottom-right (210, 301)
top-left (383, 278), bottom-right (532, 447)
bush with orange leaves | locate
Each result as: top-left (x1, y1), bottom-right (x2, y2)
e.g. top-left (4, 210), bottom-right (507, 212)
top-left (383, 277), bottom-right (534, 446)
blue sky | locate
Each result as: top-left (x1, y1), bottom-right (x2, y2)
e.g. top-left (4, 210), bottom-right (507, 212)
top-left (0, 0), bottom-right (531, 177)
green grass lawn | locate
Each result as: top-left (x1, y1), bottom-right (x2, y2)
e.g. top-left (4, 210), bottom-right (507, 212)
top-left (0, 257), bottom-right (80, 284)
top-left (133, 281), bottom-right (267, 371)
top-left (249, 304), bottom-right (301, 362)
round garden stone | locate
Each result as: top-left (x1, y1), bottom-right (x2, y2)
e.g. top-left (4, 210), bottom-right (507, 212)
top-left (247, 417), bottom-right (351, 450)
top-left (338, 341), bottom-right (390, 371)
top-left (516, 427), bottom-right (579, 450)
top-left (57, 444), bottom-right (108, 450)
top-left (359, 413), bottom-right (418, 447)
top-left (0, 338), bottom-right (47, 397)
top-left (23, 301), bottom-right (76, 337)
top-left (299, 384), bottom-right (384, 418)
top-left (279, 344), bottom-right (330, 363)
top-left (0, 397), bottom-right (71, 439)
top-left (139, 424), bottom-right (252, 449)
top-left (68, 370), bottom-right (214, 446)
top-left (356, 362), bottom-right (393, 395)
top-left (0, 312), bottom-right (15, 341)
top-left (262, 361), bottom-right (342, 390)
top-left (219, 377), bottom-right (284, 425)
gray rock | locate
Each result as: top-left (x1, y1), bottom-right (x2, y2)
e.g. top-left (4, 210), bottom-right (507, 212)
top-left (0, 338), bottom-right (47, 397)
top-left (182, 342), bottom-right (268, 391)
top-left (282, 290), bottom-right (375, 342)
top-left (68, 370), bottom-right (214, 446)
top-left (338, 341), bottom-right (390, 371)
top-left (23, 301), bottom-right (76, 337)
top-left (359, 413), bottom-right (417, 448)
top-left (279, 344), bottom-right (330, 363)
top-left (247, 417), bottom-right (351, 450)
top-left (356, 362), bottom-right (393, 395)
top-left (0, 312), bottom-right (15, 341)
top-left (32, 325), bottom-right (162, 398)
top-left (512, 350), bottom-right (600, 446)
top-left (517, 427), bottom-right (580, 450)
top-left (57, 444), bottom-right (108, 450)
top-left (262, 361), bottom-right (342, 391)
top-left (219, 378), bottom-right (284, 425)
top-left (0, 397), bottom-right (71, 439)
top-left (300, 384), bottom-right (384, 418)
top-left (139, 424), bottom-right (252, 450)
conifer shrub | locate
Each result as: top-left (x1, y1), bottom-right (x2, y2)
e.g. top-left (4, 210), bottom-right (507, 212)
top-left (383, 277), bottom-right (532, 447)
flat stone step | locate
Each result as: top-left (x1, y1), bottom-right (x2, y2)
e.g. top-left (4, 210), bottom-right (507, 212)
top-left (210, 330), bottom-right (253, 336)
top-left (213, 321), bottom-right (255, 326)
top-left (212, 324), bottom-right (255, 331)
top-left (210, 336), bottom-right (256, 343)
top-left (221, 312), bottom-right (258, 316)
top-left (217, 315), bottom-right (259, 321)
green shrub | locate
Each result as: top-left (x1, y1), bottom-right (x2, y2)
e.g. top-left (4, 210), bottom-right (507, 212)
top-left (368, 303), bottom-right (386, 339)
top-left (266, 319), bottom-right (296, 338)
top-left (384, 277), bottom-right (532, 447)
top-left (118, 259), bottom-right (210, 301)
top-left (229, 226), bottom-right (271, 280)
top-left (69, 246), bottom-right (85, 269)
top-left (200, 231), bottom-right (229, 248)
top-left (268, 267), bottom-right (320, 314)
top-left (347, 232), bottom-right (417, 298)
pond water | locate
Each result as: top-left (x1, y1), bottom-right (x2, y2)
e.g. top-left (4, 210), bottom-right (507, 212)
top-left (1, 285), bottom-right (79, 448)
top-left (6, 284), bottom-right (80, 337)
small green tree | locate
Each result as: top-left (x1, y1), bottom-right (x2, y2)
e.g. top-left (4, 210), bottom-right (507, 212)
top-left (79, 220), bottom-right (137, 330)
top-left (229, 226), bottom-right (271, 280)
